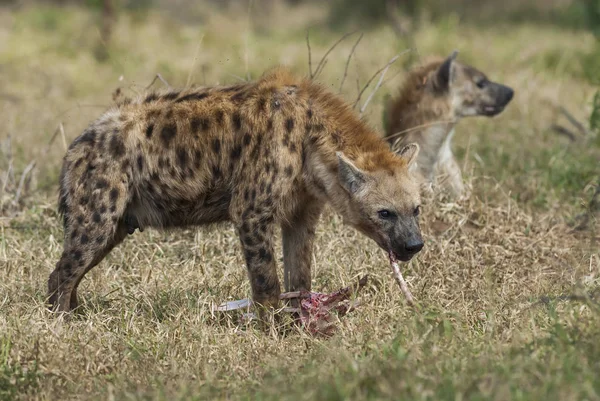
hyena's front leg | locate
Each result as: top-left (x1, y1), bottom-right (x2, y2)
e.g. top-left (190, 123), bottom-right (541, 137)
top-left (282, 198), bottom-right (323, 292)
top-left (437, 155), bottom-right (466, 199)
top-left (236, 214), bottom-right (281, 308)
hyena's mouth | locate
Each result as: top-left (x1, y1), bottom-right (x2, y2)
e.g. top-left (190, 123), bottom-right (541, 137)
top-left (481, 105), bottom-right (505, 116)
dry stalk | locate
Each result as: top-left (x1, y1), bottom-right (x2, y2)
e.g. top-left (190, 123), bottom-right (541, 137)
top-left (353, 49), bottom-right (411, 111)
top-left (339, 33), bottom-right (363, 94)
top-left (145, 73), bottom-right (171, 90)
top-left (307, 30), bottom-right (359, 80)
top-left (186, 34), bottom-right (205, 88)
top-left (359, 53), bottom-right (401, 115)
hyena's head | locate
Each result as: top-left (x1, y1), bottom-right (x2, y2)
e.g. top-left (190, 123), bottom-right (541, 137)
top-left (336, 144), bottom-right (423, 262)
top-left (433, 51), bottom-right (514, 118)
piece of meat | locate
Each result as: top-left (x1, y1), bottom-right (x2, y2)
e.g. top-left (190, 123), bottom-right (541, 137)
top-left (216, 276), bottom-right (368, 336)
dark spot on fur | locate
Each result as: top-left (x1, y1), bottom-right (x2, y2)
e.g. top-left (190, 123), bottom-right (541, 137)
top-left (230, 145), bottom-right (242, 160)
top-left (96, 235), bottom-right (105, 244)
top-left (162, 91), bottom-right (180, 101)
top-left (109, 188), bottom-right (119, 203)
top-left (160, 124), bottom-right (177, 147)
top-left (307, 109), bottom-right (313, 119)
top-left (70, 230), bottom-right (78, 240)
top-left (212, 165), bottom-right (221, 179)
top-left (99, 205), bottom-right (107, 214)
top-left (146, 124), bottom-right (154, 139)
top-left (285, 165), bottom-right (293, 177)
top-left (93, 212), bottom-right (102, 223)
top-left (244, 235), bottom-right (256, 246)
top-left (285, 118), bottom-right (294, 133)
top-left (80, 234), bottom-right (89, 244)
top-left (96, 179), bottom-right (109, 189)
top-left (257, 97), bottom-right (266, 113)
top-left (194, 150), bottom-right (202, 168)
top-left (76, 215), bottom-right (84, 225)
top-left (74, 158), bottom-right (83, 168)
top-left (110, 205), bottom-right (116, 213)
top-left (144, 93), bottom-right (158, 103)
top-left (175, 92), bottom-right (209, 103)
top-left (243, 133), bottom-right (251, 147)
top-left (221, 84), bottom-right (245, 93)
top-left (212, 139), bottom-right (221, 153)
top-left (232, 113), bottom-right (242, 131)
top-left (251, 189), bottom-right (257, 201)
top-left (137, 155), bottom-right (144, 170)
top-left (258, 248), bottom-right (272, 263)
top-left (267, 119), bottom-right (273, 131)
top-left (244, 248), bottom-right (257, 261)
top-left (215, 110), bottom-right (224, 126)
top-left (231, 91), bottom-right (246, 103)
top-left (177, 147), bottom-right (188, 168)
top-left (73, 250), bottom-right (82, 261)
top-left (80, 196), bottom-right (89, 206)
top-left (289, 143), bottom-right (297, 153)
top-left (71, 129), bottom-right (97, 149)
top-left (239, 223), bottom-right (249, 235)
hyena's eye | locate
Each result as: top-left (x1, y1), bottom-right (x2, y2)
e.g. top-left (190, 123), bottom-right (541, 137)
top-left (378, 210), bottom-right (394, 220)
top-left (414, 206), bottom-right (421, 217)
top-left (476, 79), bottom-right (488, 89)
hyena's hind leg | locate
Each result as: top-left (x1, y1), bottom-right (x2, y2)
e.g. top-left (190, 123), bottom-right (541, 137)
top-left (48, 177), bottom-right (132, 313)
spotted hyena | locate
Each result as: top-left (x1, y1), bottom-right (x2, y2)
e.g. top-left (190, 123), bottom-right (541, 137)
top-left (49, 67), bottom-right (424, 314)
top-left (384, 51), bottom-right (514, 198)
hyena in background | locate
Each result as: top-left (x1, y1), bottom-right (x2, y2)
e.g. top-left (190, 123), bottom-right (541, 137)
top-left (384, 51), bottom-right (514, 198)
top-left (49, 67), bottom-right (424, 314)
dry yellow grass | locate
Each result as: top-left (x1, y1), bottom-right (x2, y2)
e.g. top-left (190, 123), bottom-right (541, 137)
top-left (0, 1), bottom-right (599, 400)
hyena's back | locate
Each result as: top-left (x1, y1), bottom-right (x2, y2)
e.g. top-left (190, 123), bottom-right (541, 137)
top-left (52, 69), bottom-right (313, 311)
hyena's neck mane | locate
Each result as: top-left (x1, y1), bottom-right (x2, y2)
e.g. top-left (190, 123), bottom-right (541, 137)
top-left (384, 61), bottom-right (456, 151)
top-left (303, 78), bottom-right (405, 174)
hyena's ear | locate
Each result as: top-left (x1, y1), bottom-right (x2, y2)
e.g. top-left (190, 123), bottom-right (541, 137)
top-left (396, 143), bottom-right (419, 172)
top-left (336, 152), bottom-right (367, 194)
top-left (436, 50), bottom-right (459, 90)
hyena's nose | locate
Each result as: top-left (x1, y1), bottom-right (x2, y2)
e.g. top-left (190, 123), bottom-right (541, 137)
top-left (503, 87), bottom-right (514, 104)
top-left (405, 239), bottom-right (424, 254)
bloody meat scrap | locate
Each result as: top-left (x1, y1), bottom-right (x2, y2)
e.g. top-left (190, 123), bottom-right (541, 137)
top-left (216, 276), bottom-right (368, 336)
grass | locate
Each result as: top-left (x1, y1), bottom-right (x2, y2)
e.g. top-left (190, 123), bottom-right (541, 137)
top-left (0, 1), bottom-right (599, 400)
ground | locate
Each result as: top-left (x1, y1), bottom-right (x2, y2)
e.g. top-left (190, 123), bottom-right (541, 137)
top-left (0, 1), bottom-right (599, 400)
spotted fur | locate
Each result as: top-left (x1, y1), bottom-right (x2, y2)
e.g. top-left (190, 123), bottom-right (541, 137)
top-left (49, 67), bottom-right (423, 314)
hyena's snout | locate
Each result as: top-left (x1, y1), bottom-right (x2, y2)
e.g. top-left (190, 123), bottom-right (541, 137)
top-left (404, 236), bottom-right (424, 255)
top-left (496, 83), bottom-right (514, 106)
top-left (389, 223), bottom-right (424, 262)
top-left (482, 82), bottom-right (514, 116)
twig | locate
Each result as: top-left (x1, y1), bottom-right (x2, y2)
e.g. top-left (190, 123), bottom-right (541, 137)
top-left (353, 49), bottom-right (411, 110)
top-left (227, 74), bottom-right (248, 83)
top-left (559, 106), bottom-right (590, 137)
top-left (306, 30), bottom-right (313, 78)
top-left (359, 54), bottom-right (400, 115)
top-left (58, 122), bottom-right (67, 152)
top-left (339, 33), bottom-right (363, 94)
top-left (245, 0), bottom-right (253, 81)
top-left (14, 160), bottom-right (36, 206)
top-left (186, 34), bottom-right (205, 88)
top-left (550, 124), bottom-right (577, 142)
top-left (312, 31), bottom-right (358, 80)
top-left (145, 73), bottom-right (171, 90)
top-left (386, 119), bottom-right (457, 142)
